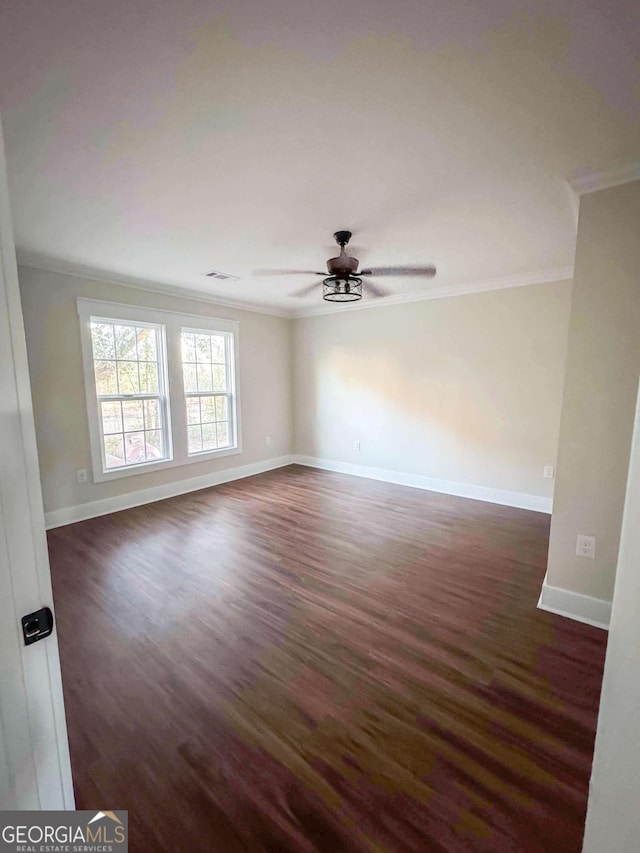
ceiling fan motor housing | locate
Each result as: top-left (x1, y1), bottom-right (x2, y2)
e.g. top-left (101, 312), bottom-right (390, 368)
top-left (326, 254), bottom-right (359, 276)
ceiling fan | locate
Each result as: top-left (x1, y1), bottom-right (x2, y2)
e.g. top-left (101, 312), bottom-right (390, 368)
top-left (254, 231), bottom-right (436, 302)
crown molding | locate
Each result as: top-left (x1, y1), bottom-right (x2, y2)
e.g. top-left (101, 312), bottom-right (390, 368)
top-left (567, 161), bottom-right (640, 196)
top-left (17, 252), bottom-right (574, 322)
top-left (291, 266), bottom-right (574, 319)
top-left (16, 252), bottom-right (293, 319)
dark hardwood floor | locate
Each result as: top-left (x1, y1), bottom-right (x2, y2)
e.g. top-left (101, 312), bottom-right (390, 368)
top-left (47, 465), bottom-right (607, 852)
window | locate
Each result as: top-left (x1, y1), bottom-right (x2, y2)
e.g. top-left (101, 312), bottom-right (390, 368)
top-left (90, 320), bottom-right (170, 470)
top-left (181, 329), bottom-right (235, 454)
top-left (78, 299), bottom-right (240, 482)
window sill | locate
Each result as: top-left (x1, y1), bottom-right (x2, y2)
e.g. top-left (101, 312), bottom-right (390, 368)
top-left (92, 444), bottom-right (242, 483)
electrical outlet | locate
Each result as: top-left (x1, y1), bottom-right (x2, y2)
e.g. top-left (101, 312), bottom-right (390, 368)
top-left (354, 440), bottom-right (361, 451)
top-left (576, 534), bottom-right (596, 559)
top-left (265, 435), bottom-right (271, 447)
top-left (543, 465), bottom-right (555, 479)
top-left (76, 468), bottom-right (88, 484)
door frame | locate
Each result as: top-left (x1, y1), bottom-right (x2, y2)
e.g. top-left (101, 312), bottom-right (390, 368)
top-left (0, 114), bottom-right (74, 809)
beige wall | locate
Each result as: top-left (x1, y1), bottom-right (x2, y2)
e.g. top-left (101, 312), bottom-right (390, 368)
top-left (293, 281), bottom-right (572, 500)
top-left (547, 181), bottom-right (640, 602)
top-left (18, 266), bottom-right (293, 514)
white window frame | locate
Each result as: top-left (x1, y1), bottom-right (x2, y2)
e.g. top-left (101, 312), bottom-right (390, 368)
top-left (78, 298), bottom-right (242, 483)
top-left (86, 315), bottom-right (173, 475)
top-left (181, 326), bottom-right (237, 457)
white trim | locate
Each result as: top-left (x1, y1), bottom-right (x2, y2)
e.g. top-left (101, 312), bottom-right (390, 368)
top-left (293, 455), bottom-right (553, 513)
top-left (44, 455), bottom-right (296, 529)
top-left (537, 572), bottom-right (611, 630)
top-left (18, 257), bottom-right (291, 319)
top-left (44, 452), bottom-right (554, 529)
top-left (20, 259), bottom-right (576, 319)
top-left (581, 379), bottom-right (640, 849)
top-left (292, 267), bottom-right (574, 318)
top-left (567, 162), bottom-right (640, 196)
top-left (0, 120), bottom-right (74, 808)
top-left (76, 297), bottom-right (241, 329)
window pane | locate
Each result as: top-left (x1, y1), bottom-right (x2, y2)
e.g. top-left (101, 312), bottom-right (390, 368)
top-left (144, 430), bottom-right (163, 460)
top-left (186, 397), bottom-right (201, 425)
top-left (211, 335), bottom-right (225, 363)
top-left (197, 364), bottom-right (213, 392)
top-left (181, 328), bottom-right (235, 457)
top-left (91, 323), bottom-right (115, 360)
top-left (195, 334), bottom-right (212, 362)
top-left (201, 396), bottom-right (216, 423)
top-left (117, 361), bottom-right (140, 394)
top-left (217, 422), bottom-right (230, 447)
top-left (182, 333), bottom-right (196, 363)
top-left (215, 395), bottom-right (228, 422)
top-left (139, 362), bottom-right (159, 394)
top-left (202, 423), bottom-right (217, 450)
top-left (187, 425), bottom-right (203, 453)
top-left (124, 432), bottom-right (146, 463)
top-left (94, 361), bottom-right (117, 395)
top-left (136, 327), bottom-right (157, 362)
top-left (212, 364), bottom-right (226, 391)
top-left (122, 399), bottom-right (144, 432)
top-left (104, 434), bottom-right (124, 468)
top-left (89, 313), bottom-right (170, 474)
top-left (101, 400), bottom-right (122, 435)
top-left (115, 324), bottom-right (137, 360)
top-left (183, 364), bottom-right (197, 392)
top-left (143, 399), bottom-right (160, 430)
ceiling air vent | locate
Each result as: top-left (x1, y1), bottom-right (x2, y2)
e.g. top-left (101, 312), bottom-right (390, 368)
top-left (205, 269), bottom-right (240, 282)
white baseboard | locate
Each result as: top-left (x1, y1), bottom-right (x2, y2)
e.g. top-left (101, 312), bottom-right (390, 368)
top-left (293, 455), bottom-right (553, 513)
top-left (44, 455), bottom-right (296, 529)
top-left (537, 573), bottom-right (611, 630)
top-left (45, 451), bottom-right (552, 528)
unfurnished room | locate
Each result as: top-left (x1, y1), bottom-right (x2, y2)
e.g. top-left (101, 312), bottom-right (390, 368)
top-left (0, 2), bottom-right (639, 852)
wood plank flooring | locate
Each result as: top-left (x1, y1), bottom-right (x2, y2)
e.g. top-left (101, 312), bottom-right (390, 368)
top-left (47, 465), bottom-right (607, 852)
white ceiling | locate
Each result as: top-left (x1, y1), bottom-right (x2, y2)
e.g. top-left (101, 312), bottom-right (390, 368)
top-left (0, 0), bottom-right (638, 315)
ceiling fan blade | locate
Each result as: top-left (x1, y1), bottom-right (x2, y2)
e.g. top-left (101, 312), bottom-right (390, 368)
top-left (365, 280), bottom-right (388, 298)
top-left (359, 264), bottom-right (437, 278)
top-left (253, 269), bottom-right (324, 277)
top-left (292, 282), bottom-right (320, 297)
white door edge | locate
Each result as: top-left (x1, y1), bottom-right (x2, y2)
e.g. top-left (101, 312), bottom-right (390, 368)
top-left (0, 113), bottom-right (74, 810)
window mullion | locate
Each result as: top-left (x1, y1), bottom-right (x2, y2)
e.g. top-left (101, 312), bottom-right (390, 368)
top-left (165, 316), bottom-right (187, 465)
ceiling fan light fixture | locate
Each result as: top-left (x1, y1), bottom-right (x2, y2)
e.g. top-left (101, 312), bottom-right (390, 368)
top-left (322, 275), bottom-right (362, 302)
